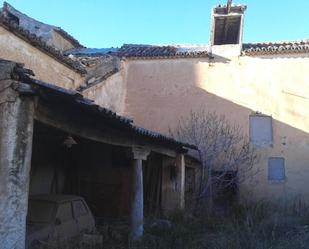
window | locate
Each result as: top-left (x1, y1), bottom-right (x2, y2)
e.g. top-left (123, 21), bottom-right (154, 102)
top-left (249, 114), bottom-right (273, 146)
top-left (268, 157), bottom-right (285, 181)
top-left (214, 16), bottom-right (242, 45)
top-left (211, 3), bottom-right (246, 46)
top-left (56, 202), bottom-right (73, 222)
top-left (73, 200), bottom-right (88, 217)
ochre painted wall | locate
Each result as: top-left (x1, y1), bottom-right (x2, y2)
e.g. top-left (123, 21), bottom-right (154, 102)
top-left (82, 69), bottom-right (127, 114)
top-left (0, 26), bottom-right (84, 89)
top-left (119, 53), bottom-right (309, 203)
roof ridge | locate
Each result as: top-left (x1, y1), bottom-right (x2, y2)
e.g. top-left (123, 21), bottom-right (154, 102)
top-left (53, 28), bottom-right (84, 48)
top-left (121, 43), bottom-right (209, 47)
top-left (2, 1), bottom-right (83, 48)
top-left (0, 14), bottom-right (86, 74)
top-left (3, 2), bottom-right (51, 27)
top-left (117, 43), bottom-right (210, 59)
top-left (122, 44), bottom-right (175, 48)
top-left (244, 39), bottom-right (309, 45)
top-left (243, 39), bottom-right (309, 56)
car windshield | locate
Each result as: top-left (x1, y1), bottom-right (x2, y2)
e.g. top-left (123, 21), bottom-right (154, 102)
top-left (27, 200), bottom-right (56, 223)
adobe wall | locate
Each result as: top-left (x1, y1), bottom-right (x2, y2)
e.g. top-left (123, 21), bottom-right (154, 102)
top-left (82, 69), bottom-right (127, 114)
top-left (121, 53), bottom-right (309, 203)
top-left (51, 31), bottom-right (76, 52)
top-left (0, 26), bottom-right (84, 89)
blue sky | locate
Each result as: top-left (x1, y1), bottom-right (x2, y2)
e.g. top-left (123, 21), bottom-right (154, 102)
top-left (1, 0), bottom-right (309, 48)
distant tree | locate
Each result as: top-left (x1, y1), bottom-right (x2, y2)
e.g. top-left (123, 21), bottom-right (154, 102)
top-left (170, 109), bottom-right (259, 210)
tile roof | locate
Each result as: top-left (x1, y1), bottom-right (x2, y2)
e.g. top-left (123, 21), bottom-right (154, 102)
top-left (30, 79), bottom-right (197, 151)
top-left (66, 41), bottom-right (309, 59)
top-left (74, 55), bottom-right (120, 91)
top-left (0, 14), bottom-right (86, 74)
top-left (65, 48), bottom-right (119, 57)
top-left (5, 59), bottom-right (197, 151)
top-left (242, 40), bottom-right (309, 56)
top-left (53, 28), bottom-right (84, 49)
top-left (2, 2), bottom-right (84, 49)
top-left (115, 44), bottom-right (210, 59)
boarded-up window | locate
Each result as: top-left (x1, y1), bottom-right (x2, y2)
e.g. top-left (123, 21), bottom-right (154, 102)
top-left (250, 115), bottom-right (272, 146)
top-left (268, 157), bottom-right (285, 181)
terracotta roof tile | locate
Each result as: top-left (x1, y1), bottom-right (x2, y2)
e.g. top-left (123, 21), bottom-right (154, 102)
top-left (115, 44), bottom-right (210, 59)
top-left (243, 40), bottom-right (309, 55)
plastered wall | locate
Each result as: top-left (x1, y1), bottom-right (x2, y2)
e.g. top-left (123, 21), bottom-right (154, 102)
top-left (120, 53), bottom-right (309, 203)
top-left (0, 26), bottom-right (84, 89)
top-left (82, 70), bottom-right (127, 114)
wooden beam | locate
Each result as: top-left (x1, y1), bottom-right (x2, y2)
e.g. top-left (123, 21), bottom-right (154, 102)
top-left (34, 101), bottom-right (177, 157)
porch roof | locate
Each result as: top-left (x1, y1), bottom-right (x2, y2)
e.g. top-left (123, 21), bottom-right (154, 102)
top-left (4, 59), bottom-right (197, 152)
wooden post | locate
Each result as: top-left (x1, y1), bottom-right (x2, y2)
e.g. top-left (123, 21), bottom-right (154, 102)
top-left (176, 154), bottom-right (185, 210)
top-left (130, 147), bottom-right (150, 240)
top-left (0, 82), bottom-right (35, 249)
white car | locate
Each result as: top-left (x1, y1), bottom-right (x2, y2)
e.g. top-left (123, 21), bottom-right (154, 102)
top-left (26, 195), bottom-right (96, 248)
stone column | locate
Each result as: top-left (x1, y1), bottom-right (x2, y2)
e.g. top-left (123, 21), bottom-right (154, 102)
top-left (130, 147), bottom-right (150, 240)
top-left (0, 82), bottom-right (35, 249)
top-left (176, 153), bottom-right (185, 210)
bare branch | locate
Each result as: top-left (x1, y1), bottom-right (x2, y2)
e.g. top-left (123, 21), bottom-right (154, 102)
top-left (170, 107), bottom-right (260, 208)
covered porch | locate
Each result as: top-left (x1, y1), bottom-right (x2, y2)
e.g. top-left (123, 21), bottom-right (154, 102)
top-left (0, 60), bottom-right (197, 249)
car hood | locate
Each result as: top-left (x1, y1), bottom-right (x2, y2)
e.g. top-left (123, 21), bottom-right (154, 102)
top-left (26, 223), bottom-right (53, 248)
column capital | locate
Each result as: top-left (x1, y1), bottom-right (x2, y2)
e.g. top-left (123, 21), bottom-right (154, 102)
top-left (132, 146), bottom-right (150, 160)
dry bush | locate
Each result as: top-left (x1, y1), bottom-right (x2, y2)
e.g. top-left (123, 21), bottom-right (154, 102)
top-left (131, 200), bottom-right (309, 249)
top-left (170, 109), bottom-right (260, 208)
top-left (36, 201), bottom-right (309, 249)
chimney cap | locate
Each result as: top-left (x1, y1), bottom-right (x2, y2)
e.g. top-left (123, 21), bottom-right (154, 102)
top-left (213, 2), bottom-right (247, 15)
